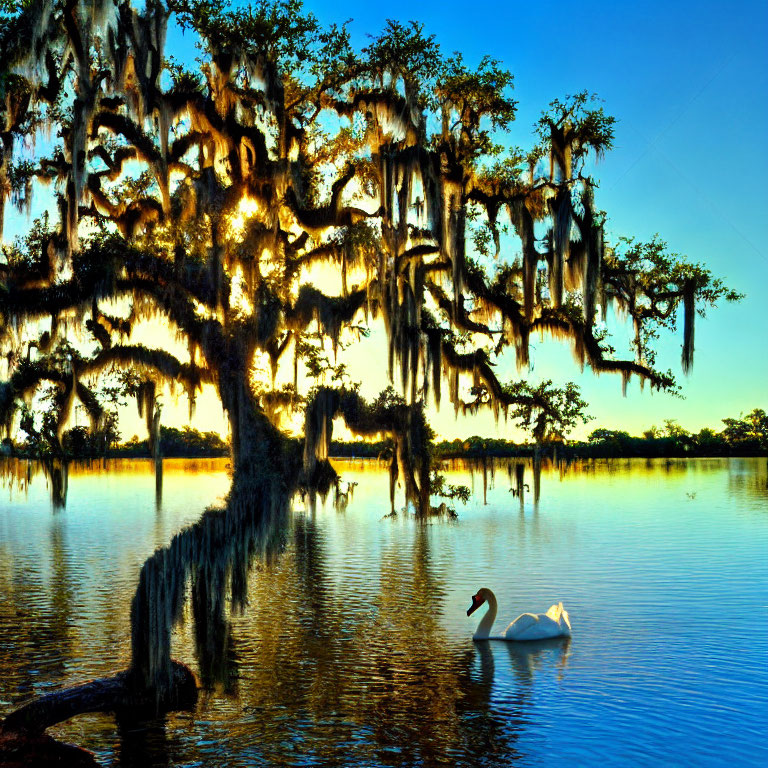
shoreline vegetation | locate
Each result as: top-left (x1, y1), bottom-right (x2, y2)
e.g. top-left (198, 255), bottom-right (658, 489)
top-left (3, 409), bottom-right (765, 461)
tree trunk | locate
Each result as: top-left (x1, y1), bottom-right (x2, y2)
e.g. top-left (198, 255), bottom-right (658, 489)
top-left (0, 662), bottom-right (197, 767)
top-left (214, 339), bottom-right (294, 479)
top-left (395, 436), bottom-right (430, 516)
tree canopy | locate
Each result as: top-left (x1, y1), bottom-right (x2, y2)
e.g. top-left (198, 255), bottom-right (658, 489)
top-left (0, 0), bottom-right (740, 512)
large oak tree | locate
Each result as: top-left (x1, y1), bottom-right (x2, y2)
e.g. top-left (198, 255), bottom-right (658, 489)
top-left (0, 0), bottom-right (739, 510)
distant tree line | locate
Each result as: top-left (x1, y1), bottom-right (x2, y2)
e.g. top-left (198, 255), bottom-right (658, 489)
top-left (116, 426), bottom-right (229, 458)
top-left (574, 408), bottom-right (767, 458)
top-left (5, 424), bottom-right (228, 459)
top-left (3, 408), bottom-right (764, 461)
top-left (328, 408), bottom-right (768, 459)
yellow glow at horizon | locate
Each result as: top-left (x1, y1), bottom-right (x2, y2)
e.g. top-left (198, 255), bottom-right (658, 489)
top-left (17, 196), bottom-right (707, 448)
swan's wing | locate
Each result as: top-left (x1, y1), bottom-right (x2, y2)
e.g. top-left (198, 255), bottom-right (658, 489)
top-left (506, 609), bottom-right (570, 641)
top-left (545, 602), bottom-right (571, 634)
top-left (503, 612), bottom-right (540, 640)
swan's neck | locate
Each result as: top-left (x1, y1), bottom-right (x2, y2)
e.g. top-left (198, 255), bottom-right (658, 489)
top-left (473, 591), bottom-right (498, 639)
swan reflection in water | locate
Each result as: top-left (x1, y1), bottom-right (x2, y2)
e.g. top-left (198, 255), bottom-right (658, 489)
top-left (504, 636), bottom-right (571, 683)
top-left (474, 635), bottom-right (572, 689)
top-left (467, 635), bottom-right (571, 764)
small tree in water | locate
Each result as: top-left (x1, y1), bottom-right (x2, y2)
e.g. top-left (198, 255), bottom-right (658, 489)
top-left (0, 1), bottom-right (740, 511)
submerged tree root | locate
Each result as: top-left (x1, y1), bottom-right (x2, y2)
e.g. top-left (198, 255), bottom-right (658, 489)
top-left (0, 660), bottom-right (197, 767)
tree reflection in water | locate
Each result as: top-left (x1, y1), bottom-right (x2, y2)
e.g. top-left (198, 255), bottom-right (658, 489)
top-left (130, 477), bottom-right (290, 695)
top-left (0, 517), bottom-right (74, 706)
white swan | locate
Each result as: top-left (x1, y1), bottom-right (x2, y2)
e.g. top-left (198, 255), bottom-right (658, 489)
top-left (467, 587), bottom-right (571, 641)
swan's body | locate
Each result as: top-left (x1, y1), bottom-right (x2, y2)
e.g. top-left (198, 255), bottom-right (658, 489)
top-left (467, 587), bottom-right (571, 641)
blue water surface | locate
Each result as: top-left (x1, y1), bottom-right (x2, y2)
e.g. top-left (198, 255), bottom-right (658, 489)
top-left (0, 457), bottom-right (766, 767)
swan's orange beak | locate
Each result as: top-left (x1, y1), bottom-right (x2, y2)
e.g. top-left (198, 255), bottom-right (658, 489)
top-left (467, 593), bottom-right (485, 616)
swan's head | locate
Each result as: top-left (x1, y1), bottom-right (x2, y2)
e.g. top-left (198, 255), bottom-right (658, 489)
top-left (467, 588), bottom-right (491, 616)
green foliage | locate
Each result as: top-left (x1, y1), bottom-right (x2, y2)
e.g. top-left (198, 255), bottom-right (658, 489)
top-left (536, 91), bottom-right (616, 166)
top-left (362, 20), bottom-right (440, 91)
top-left (171, 0), bottom-right (321, 71)
top-left (18, 399), bottom-right (59, 457)
top-left (607, 236), bottom-right (743, 307)
top-left (429, 471), bottom-right (470, 503)
top-left (335, 406), bottom-right (767, 460)
top-left (27, 424), bottom-right (231, 459)
top-left (61, 410), bottom-right (120, 457)
top-left (439, 54), bottom-right (516, 128)
top-left (721, 408), bottom-right (768, 450)
top-left (475, 149), bottom-right (529, 190)
top-left (577, 407), bottom-right (768, 457)
top-left (296, 339), bottom-right (350, 383)
top-left (603, 235), bottom-right (743, 369)
top-left (588, 427), bottom-right (631, 444)
top-left (0, 0), bottom-right (33, 33)
top-left (500, 379), bottom-right (592, 443)
top-left (1, 212), bottom-right (53, 269)
top-left (437, 53), bottom-right (516, 159)
top-left (662, 418), bottom-right (690, 441)
top-left (154, 425), bottom-right (229, 456)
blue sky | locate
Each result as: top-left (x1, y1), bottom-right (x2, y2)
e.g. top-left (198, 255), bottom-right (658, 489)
top-left (7, 1), bottom-right (767, 440)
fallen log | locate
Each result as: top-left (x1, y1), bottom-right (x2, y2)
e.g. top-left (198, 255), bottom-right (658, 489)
top-left (2, 660), bottom-right (197, 734)
top-left (0, 660), bottom-right (197, 767)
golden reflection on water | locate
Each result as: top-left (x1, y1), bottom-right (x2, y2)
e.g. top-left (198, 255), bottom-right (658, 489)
top-left (215, 515), bottom-right (541, 766)
top-left (0, 457), bottom-right (230, 483)
top-left (5, 454), bottom-right (764, 500)
top-left (0, 458), bottom-right (45, 499)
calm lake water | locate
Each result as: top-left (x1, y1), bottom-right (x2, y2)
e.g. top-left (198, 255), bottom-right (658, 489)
top-left (1, 456), bottom-right (767, 767)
